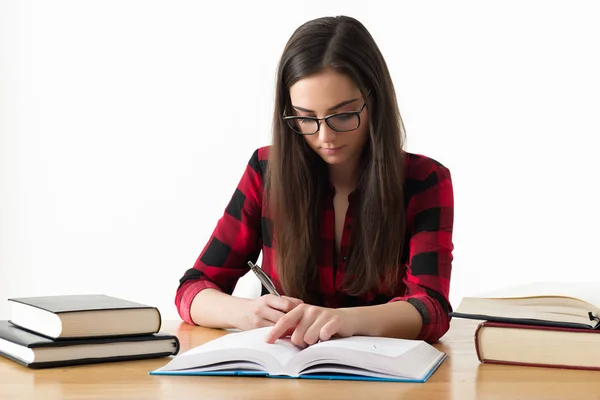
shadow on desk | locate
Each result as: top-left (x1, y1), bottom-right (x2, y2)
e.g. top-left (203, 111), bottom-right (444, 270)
top-left (155, 373), bottom-right (437, 400)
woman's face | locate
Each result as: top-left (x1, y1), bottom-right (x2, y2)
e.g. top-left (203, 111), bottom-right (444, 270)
top-left (288, 68), bottom-right (369, 169)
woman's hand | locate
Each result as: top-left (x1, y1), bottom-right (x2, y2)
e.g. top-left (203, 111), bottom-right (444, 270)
top-left (237, 295), bottom-right (304, 331)
top-left (264, 304), bottom-right (357, 348)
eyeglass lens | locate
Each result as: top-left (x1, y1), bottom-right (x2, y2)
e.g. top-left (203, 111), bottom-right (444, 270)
top-left (287, 113), bottom-right (359, 134)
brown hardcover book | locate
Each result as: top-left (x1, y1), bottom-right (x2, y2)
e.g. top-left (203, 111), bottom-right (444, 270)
top-left (475, 321), bottom-right (600, 371)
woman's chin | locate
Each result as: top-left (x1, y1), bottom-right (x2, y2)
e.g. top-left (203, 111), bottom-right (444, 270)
top-left (319, 154), bottom-right (349, 165)
top-left (318, 146), bottom-right (349, 163)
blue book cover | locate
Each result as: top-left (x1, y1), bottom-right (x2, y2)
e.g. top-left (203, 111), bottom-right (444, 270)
top-left (149, 353), bottom-right (447, 382)
top-left (149, 327), bottom-right (447, 383)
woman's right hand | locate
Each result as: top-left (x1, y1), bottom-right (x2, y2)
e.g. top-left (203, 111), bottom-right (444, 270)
top-left (237, 295), bottom-right (304, 331)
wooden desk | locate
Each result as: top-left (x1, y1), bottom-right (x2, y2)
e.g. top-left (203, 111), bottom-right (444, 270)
top-left (1, 318), bottom-right (599, 400)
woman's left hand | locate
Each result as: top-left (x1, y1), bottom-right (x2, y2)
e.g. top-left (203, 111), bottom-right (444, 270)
top-left (264, 304), bottom-right (357, 348)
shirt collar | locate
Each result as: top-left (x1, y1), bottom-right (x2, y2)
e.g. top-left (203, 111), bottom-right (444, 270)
top-left (326, 181), bottom-right (358, 203)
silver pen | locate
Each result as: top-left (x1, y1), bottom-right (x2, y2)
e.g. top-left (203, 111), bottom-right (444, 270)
top-left (247, 261), bottom-right (281, 297)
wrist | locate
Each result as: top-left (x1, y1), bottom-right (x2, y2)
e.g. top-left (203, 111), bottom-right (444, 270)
top-left (228, 297), bottom-right (253, 330)
top-left (339, 307), bottom-right (361, 336)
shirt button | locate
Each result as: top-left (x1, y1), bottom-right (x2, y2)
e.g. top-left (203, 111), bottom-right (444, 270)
top-left (342, 256), bottom-right (348, 261)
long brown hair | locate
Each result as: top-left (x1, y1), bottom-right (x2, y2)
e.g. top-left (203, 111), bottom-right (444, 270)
top-left (266, 16), bottom-right (406, 303)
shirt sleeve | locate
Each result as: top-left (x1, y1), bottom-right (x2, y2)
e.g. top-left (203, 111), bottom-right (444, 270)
top-left (389, 164), bottom-right (454, 343)
top-left (175, 149), bottom-right (265, 324)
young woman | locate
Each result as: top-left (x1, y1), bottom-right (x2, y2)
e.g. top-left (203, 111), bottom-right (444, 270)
top-left (175, 15), bottom-right (454, 346)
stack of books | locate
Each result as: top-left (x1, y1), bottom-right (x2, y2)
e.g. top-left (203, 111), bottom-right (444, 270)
top-left (0, 294), bottom-right (180, 368)
top-left (450, 282), bottom-right (600, 371)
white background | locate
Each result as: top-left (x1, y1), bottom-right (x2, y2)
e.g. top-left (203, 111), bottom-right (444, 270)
top-left (1, 1), bottom-right (599, 321)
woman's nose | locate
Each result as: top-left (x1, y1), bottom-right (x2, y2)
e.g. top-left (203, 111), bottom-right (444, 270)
top-left (318, 122), bottom-right (337, 143)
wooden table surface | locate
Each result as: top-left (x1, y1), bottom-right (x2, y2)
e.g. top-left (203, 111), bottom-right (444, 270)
top-left (1, 318), bottom-right (600, 400)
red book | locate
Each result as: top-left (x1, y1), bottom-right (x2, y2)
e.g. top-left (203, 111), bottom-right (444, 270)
top-left (475, 321), bottom-right (600, 371)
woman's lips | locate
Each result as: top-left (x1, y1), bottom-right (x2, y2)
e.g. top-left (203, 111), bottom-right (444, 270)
top-left (321, 146), bottom-right (345, 155)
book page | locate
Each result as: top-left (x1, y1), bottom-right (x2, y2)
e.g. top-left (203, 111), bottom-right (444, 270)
top-left (285, 335), bottom-right (421, 376)
top-left (308, 335), bottom-right (421, 358)
top-left (471, 282), bottom-right (600, 308)
top-left (284, 336), bottom-right (444, 379)
top-left (156, 327), bottom-right (301, 373)
top-left (299, 364), bottom-right (403, 380)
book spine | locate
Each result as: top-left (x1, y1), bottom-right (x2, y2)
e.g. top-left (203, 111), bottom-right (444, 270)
top-left (155, 307), bottom-right (162, 333)
top-left (473, 322), bottom-right (485, 363)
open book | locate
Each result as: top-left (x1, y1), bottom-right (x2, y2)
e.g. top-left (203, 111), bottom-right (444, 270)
top-left (450, 282), bottom-right (600, 329)
top-left (150, 327), bottom-right (447, 382)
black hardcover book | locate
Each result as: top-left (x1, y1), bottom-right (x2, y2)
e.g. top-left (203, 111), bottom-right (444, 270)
top-left (8, 294), bottom-right (162, 339)
top-left (0, 321), bottom-right (179, 369)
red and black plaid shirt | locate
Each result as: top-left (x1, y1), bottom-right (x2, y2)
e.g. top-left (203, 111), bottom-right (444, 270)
top-left (176, 146), bottom-right (454, 342)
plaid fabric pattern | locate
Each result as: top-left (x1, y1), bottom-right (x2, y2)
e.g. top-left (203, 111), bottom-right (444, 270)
top-left (176, 146), bottom-right (454, 342)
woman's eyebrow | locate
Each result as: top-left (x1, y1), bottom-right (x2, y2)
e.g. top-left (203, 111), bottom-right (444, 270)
top-left (292, 98), bottom-right (359, 113)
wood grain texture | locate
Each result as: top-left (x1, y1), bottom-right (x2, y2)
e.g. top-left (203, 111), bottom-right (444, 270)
top-left (2, 318), bottom-right (600, 400)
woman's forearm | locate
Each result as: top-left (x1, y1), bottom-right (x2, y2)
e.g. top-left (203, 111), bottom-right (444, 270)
top-left (343, 301), bottom-right (423, 340)
top-left (191, 289), bottom-right (424, 340)
top-left (189, 288), bottom-right (251, 329)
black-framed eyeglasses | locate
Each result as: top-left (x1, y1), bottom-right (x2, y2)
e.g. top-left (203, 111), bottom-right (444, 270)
top-left (283, 97), bottom-right (368, 135)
